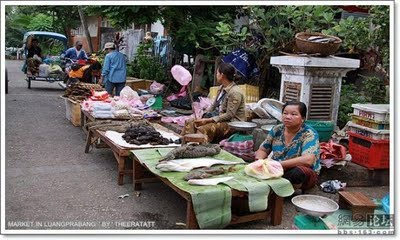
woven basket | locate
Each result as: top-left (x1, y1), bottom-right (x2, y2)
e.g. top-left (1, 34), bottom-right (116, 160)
top-left (295, 32), bottom-right (342, 56)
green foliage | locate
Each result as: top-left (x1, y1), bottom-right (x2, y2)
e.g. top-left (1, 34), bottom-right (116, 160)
top-left (127, 42), bottom-right (167, 82)
top-left (338, 75), bottom-right (389, 128)
top-left (360, 75), bottom-right (389, 104)
top-left (250, 6), bottom-right (339, 54)
top-left (5, 6), bottom-right (81, 47)
top-left (27, 14), bottom-right (54, 32)
top-left (338, 84), bottom-right (367, 128)
top-left (85, 6), bottom-right (160, 30)
top-left (160, 6), bottom-right (239, 55)
top-left (324, 6), bottom-right (390, 72)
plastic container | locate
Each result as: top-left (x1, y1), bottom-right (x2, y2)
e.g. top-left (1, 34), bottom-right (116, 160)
top-left (347, 121), bottom-right (390, 140)
top-left (151, 95), bottom-right (163, 110)
top-left (352, 104), bottom-right (389, 122)
top-left (39, 64), bottom-right (50, 77)
top-left (382, 194), bottom-right (390, 214)
top-left (351, 114), bottom-right (389, 130)
top-left (294, 215), bottom-right (327, 230)
top-left (305, 120), bottom-right (335, 142)
top-left (348, 131), bottom-right (389, 169)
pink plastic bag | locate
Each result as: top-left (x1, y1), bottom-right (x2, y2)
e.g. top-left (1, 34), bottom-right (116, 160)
top-left (149, 81), bottom-right (165, 95)
top-left (171, 65), bottom-right (192, 86)
top-left (166, 85), bottom-right (188, 101)
top-left (192, 102), bottom-right (203, 119)
top-left (199, 97), bottom-right (213, 110)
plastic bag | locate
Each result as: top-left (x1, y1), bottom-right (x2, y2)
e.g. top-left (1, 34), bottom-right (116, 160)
top-left (149, 81), bottom-right (165, 95)
top-left (244, 159), bottom-right (284, 180)
top-left (120, 86), bottom-right (139, 100)
top-left (171, 65), bottom-right (192, 86)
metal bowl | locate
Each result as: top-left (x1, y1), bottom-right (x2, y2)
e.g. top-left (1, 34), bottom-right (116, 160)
top-left (261, 124), bottom-right (275, 133)
top-left (292, 195), bottom-right (339, 217)
top-left (228, 121), bottom-right (257, 132)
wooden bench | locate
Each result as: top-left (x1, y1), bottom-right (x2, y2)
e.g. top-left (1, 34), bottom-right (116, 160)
top-left (84, 123), bottom-right (181, 185)
top-left (338, 191), bottom-right (376, 221)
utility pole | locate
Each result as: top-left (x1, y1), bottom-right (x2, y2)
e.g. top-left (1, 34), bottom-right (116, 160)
top-left (78, 6), bottom-right (94, 53)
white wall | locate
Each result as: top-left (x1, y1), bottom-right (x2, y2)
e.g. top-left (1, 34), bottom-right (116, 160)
top-left (151, 20), bottom-right (164, 37)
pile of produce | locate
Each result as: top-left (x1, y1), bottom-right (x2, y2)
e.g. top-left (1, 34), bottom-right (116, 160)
top-left (122, 122), bottom-right (172, 145)
top-left (63, 83), bottom-right (104, 102)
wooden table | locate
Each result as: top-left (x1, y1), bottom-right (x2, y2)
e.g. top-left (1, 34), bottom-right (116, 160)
top-left (80, 109), bottom-right (129, 134)
top-left (131, 155), bottom-right (284, 229)
top-left (84, 123), bottom-right (181, 185)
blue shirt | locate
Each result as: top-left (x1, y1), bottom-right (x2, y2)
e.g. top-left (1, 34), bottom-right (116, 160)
top-left (101, 51), bottom-right (127, 83)
top-left (261, 123), bottom-right (321, 172)
top-left (64, 47), bottom-right (88, 60)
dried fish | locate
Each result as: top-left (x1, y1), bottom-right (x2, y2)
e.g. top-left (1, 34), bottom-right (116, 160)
top-left (122, 122), bottom-right (170, 145)
top-left (159, 144), bottom-right (221, 162)
top-left (307, 37), bottom-right (337, 43)
top-left (183, 167), bottom-right (226, 180)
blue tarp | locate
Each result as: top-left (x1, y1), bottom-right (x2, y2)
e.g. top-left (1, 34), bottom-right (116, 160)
top-left (23, 31), bottom-right (68, 46)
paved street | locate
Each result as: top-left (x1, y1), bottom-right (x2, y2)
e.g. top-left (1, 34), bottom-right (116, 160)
top-left (3, 60), bottom-right (389, 231)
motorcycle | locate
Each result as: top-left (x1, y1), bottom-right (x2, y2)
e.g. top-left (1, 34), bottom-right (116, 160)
top-left (63, 57), bottom-right (102, 88)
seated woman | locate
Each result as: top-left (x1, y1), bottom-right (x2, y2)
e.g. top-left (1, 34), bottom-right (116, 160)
top-left (254, 101), bottom-right (320, 192)
top-left (182, 62), bottom-right (246, 143)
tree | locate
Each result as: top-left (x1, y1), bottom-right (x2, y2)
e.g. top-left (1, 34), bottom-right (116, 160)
top-left (85, 6), bottom-right (239, 56)
top-left (14, 6), bottom-right (81, 40)
top-left (85, 6), bottom-right (160, 29)
top-left (78, 6), bottom-right (93, 52)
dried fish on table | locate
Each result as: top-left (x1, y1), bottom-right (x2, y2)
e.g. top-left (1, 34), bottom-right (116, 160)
top-left (63, 82), bottom-right (104, 100)
top-left (183, 166), bottom-right (237, 180)
top-left (183, 167), bottom-right (225, 180)
top-left (122, 122), bottom-right (170, 145)
top-left (159, 144), bottom-right (221, 162)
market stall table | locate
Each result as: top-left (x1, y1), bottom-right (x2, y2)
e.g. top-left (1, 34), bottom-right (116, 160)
top-left (81, 109), bottom-right (130, 134)
top-left (131, 148), bottom-right (294, 229)
top-left (85, 123), bottom-right (181, 185)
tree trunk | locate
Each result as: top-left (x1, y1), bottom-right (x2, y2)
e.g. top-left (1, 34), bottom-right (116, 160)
top-left (77, 6), bottom-right (93, 53)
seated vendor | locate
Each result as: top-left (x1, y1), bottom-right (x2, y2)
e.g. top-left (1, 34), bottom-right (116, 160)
top-left (27, 38), bottom-right (42, 59)
top-left (182, 62), bottom-right (246, 143)
top-left (25, 38), bottom-right (42, 75)
top-left (254, 101), bottom-right (320, 193)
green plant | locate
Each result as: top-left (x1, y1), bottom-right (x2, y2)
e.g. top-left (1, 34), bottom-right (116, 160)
top-left (127, 42), bottom-right (167, 82)
top-left (338, 75), bottom-right (388, 128)
top-left (360, 75), bottom-right (389, 104)
top-left (338, 83), bottom-right (367, 128)
top-left (324, 6), bottom-right (390, 74)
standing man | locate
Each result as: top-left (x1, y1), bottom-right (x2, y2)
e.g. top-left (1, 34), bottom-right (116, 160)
top-left (99, 42), bottom-right (127, 96)
top-left (64, 41), bottom-right (88, 61)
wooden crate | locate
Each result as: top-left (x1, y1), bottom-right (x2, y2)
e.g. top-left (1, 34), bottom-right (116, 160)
top-left (65, 98), bottom-right (82, 127)
top-left (208, 84), bottom-right (260, 103)
top-left (126, 77), bottom-right (153, 91)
